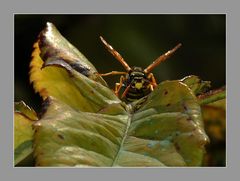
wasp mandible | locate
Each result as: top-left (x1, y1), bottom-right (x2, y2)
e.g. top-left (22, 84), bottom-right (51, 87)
top-left (99, 36), bottom-right (182, 102)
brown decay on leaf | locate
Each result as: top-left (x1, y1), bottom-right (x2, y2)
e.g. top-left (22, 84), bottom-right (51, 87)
top-left (37, 25), bottom-right (91, 77)
top-left (39, 88), bottom-right (48, 97)
top-left (37, 97), bottom-right (52, 119)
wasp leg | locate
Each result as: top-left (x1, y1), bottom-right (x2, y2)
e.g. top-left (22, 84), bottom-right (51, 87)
top-left (150, 84), bottom-right (154, 91)
top-left (114, 76), bottom-right (126, 97)
top-left (98, 71), bottom-right (127, 77)
top-left (121, 84), bottom-right (131, 99)
top-left (148, 73), bottom-right (158, 89)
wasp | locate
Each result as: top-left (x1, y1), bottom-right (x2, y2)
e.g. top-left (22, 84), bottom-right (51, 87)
top-left (99, 36), bottom-right (182, 102)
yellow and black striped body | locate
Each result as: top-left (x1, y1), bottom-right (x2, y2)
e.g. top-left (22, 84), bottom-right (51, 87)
top-left (123, 67), bottom-right (152, 102)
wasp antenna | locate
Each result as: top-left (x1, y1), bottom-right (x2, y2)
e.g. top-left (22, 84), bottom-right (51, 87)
top-left (98, 71), bottom-right (128, 77)
top-left (100, 36), bottom-right (132, 72)
top-left (144, 43), bottom-right (182, 73)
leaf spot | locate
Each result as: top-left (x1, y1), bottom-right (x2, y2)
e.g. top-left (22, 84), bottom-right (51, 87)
top-left (164, 90), bottom-right (168, 95)
top-left (182, 103), bottom-right (188, 111)
top-left (57, 134), bottom-right (64, 140)
top-left (174, 142), bottom-right (180, 151)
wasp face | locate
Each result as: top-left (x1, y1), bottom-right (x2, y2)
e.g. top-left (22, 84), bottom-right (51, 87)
top-left (125, 67), bottom-right (150, 89)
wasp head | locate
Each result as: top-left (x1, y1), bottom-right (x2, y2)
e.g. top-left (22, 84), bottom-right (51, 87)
top-left (126, 67), bottom-right (150, 90)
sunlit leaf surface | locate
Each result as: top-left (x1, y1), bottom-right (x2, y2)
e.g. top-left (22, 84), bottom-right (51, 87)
top-left (180, 75), bottom-right (211, 95)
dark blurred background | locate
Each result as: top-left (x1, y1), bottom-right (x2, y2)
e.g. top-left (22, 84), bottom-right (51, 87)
top-left (14, 14), bottom-right (225, 112)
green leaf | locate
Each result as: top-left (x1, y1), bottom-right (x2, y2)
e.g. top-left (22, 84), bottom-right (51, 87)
top-left (33, 64), bottom-right (209, 167)
top-left (14, 102), bottom-right (38, 166)
top-left (181, 75), bottom-right (226, 106)
top-left (197, 87), bottom-right (226, 106)
top-left (180, 75), bottom-right (211, 95)
top-left (14, 140), bottom-right (34, 166)
top-left (15, 101), bottom-right (38, 120)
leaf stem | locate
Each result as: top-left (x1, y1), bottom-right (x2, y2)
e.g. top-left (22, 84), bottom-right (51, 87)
top-left (197, 86), bottom-right (226, 105)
